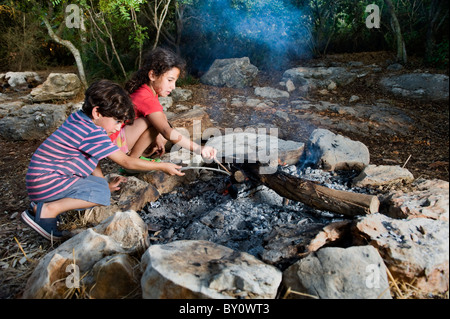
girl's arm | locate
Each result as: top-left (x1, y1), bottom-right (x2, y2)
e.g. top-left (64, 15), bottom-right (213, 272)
top-left (108, 150), bottom-right (185, 176)
top-left (147, 112), bottom-right (217, 159)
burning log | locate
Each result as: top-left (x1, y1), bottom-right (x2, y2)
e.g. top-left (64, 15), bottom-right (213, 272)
top-left (238, 164), bottom-right (380, 217)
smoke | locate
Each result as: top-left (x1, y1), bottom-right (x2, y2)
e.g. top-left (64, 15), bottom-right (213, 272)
top-left (183, 0), bottom-right (311, 71)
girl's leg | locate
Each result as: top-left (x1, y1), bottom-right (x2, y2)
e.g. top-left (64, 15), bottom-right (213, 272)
top-left (124, 118), bottom-right (161, 158)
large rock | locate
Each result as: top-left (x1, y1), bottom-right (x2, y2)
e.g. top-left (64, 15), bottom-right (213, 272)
top-left (254, 87), bottom-right (289, 99)
top-left (205, 131), bottom-right (305, 174)
top-left (1, 71), bottom-right (42, 91)
top-left (353, 164), bottom-right (414, 188)
top-left (382, 178), bottom-right (449, 221)
top-left (353, 213), bottom-right (449, 294)
top-left (0, 103), bottom-right (69, 140)
top-left (300, 128), bottom-right (370, 171)
top-left (22, 210), bottom-right (148, 299)
top-left (140, 240), bottom-right (282, 299)
top-left (282, 246), bottom-right (391, 299)
top-left (281, 67), bottom-right (358, 91)
top-left (380, 73), bottom-right (449, 101)
top-left (201, 57), bottom-right (258, 88)
top-left (83, 175), bottom-right (160, 225)
top-left (30, 73), bottom-right (82, 102)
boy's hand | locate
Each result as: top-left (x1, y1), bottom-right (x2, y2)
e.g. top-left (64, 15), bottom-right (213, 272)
top-left (162, 163), bottom-right (185, 176)
top-left (201, 146), bottom-right (217, 161)
top-left (109, 176), bottom-right (128, 192)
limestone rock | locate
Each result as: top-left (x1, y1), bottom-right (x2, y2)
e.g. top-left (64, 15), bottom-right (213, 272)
top-left (2, 71), bottom-right (42, 91)
top-left (382, 178), bottom-right (449, 221)
top-left (30, 73), bottom-right (81, 102)
top-left (83, 175), bottom-right (160, 225)
top-left (282, 246), bottom-right (391, 299)
top-left (254, 87), bottom-right (290, 99)
top-left (301, 128), bottom-right (370, 171)
top-left (353, 164), bottom-right (414, 188)
top-left (22, 210), bottom-right (148, 299)
top-left (353, 213), bottom-right (449, 294)
top-left (140, 240), bottom-right (282, 299)
top-left (0, 103), bottom-right (69, 140)
top-left (380, 73), bottom-right (449, 102)
top-left (206, 131), bottom-right (304, 174)
top-left (170, 88), bottom-right (193, 102)
top-left (201, 57), bottom-right (258, 88)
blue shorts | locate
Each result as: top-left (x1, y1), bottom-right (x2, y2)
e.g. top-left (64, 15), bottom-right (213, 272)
top-left (40, 175), bottom-right (111, 207)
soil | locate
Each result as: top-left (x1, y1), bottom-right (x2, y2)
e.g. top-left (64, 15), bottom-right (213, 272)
top-left (0, 51), bottom-right (448, 299)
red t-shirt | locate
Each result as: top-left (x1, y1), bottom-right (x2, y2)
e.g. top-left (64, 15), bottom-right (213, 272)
top-left (110, 84), bottom-right (163, 141)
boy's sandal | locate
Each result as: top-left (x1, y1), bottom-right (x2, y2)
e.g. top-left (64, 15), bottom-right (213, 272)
top-left (21, 202), bottom-right (63, 241)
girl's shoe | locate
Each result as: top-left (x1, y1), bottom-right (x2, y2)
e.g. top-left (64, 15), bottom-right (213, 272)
top-left (139, 156), bottom-right (161, 162)
top-left (21, 202), bottom-right (63, 241)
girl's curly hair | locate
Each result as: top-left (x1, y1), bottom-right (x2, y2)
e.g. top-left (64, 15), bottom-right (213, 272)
top-left (125, 47), bottom-right (186, 94)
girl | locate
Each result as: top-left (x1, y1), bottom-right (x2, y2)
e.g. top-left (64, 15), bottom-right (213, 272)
top-left (22, 80), bottom-right (184, 241)
top-left (109, 47), bottom-right (217, 163)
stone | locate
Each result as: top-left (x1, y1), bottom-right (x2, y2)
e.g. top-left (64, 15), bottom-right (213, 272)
top-left (300, 128), bottom-right (370, 171)
top-left (158, 96), bottom-right (173, 111)
top-left (30, 73), bottom-right (82, 102)
top-left (380, 73), bottom-right (449, 101)
top-left (282, 246), bottom-right (391, 299)
top-left (382, 178), bottom-right (449, 221)
top-left (83, 175), bottom-right (160, 225)
top-left (205, 131), bottom-right (304, 173)
top-left (86, 254), bottom-right (140, 299)
top-left (170, 88), bottom-right (193, 102)
top-left (140, 240), bottom-right (282, 299)
top-left (353, 213), bottom-right (449, 294)
top-left (254, 87), bottom-right (290, 99)
top-left (200, 57), bottom-right (258, 88)
top-left (281, 67), bottom-right (358, 90)
top-left (353, 164), bottom-right (414, 188)
top-left (0, 103), bottom-right (69, 140)
top-left (22, 210), bottom-right (148, 299)
top-left (2, 71), bottom-right (42, 91)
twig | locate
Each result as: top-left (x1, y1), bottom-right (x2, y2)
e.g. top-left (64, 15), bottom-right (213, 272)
top-left (386, 267), bottom-right (404, 298)
top-left (213, 157), bottom-right (231, 175)
top-left (282, 287), bottom-right (319, 299)
top-left (402, 154), bottom-right (412, 168)
top-left (14, 236), bottom-right (31, 263)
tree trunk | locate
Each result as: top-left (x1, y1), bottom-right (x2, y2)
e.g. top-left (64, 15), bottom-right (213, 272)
top-left (384, 0), bottom-right (407, 64)
top-left (42, 16), bottom-right (88, 89)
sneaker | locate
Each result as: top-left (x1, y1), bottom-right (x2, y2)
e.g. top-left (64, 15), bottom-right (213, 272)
top-left (21, 202), bottom-right (63, 241)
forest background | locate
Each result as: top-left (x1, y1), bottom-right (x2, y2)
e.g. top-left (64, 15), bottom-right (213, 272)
top-left (0, 0), bottom-right (448, 88)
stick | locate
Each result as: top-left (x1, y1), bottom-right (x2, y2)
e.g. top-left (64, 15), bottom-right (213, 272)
top-left (213, 157), bottom-right (231, 175)
top-left (14, 237), bottom-right (31, 263)
top-left (402, 154), bottom-right (412, 168)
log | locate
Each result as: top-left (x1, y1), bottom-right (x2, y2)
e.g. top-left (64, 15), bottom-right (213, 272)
top-left (240, 164), bottom-right (380, 217)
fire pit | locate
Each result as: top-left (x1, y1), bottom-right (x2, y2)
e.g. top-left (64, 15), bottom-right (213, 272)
top-left (139, 163), bottom-right (366, 269)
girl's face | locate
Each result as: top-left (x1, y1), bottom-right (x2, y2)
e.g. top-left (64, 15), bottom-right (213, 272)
top-left (148, 67), bottom-right (180, 97)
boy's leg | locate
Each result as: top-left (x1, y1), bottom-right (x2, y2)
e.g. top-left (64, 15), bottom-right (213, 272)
top-left (36, 198), bottom-right (100, 219)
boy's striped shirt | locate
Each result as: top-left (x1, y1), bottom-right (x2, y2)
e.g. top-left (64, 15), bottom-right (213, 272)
top-left (26, 110), bottom-right (119, 202)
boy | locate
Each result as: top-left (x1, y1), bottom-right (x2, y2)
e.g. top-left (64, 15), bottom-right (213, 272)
top-left (22, 80), bottom-right (184, 241)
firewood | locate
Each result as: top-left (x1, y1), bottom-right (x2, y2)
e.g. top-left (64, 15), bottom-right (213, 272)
top-left (240, 164), bottom-right (380, 217)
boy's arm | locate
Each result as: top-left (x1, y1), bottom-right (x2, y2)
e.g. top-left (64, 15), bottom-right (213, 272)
top-left (92, 165), bottom-right (104, 178)
top-left (107, 150), bottom-right (184, 176)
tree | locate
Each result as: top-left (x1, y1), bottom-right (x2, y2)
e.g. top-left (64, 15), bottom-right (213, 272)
top-left (384, 0), bottom-right (407, 64)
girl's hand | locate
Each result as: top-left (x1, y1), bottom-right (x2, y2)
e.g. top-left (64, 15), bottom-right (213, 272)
top-left (108, 176), bottom-right (128, 192)
top-left (161, 163), bottom-right (185, 176)
top-left (201, 146), bottom-right (217, 161)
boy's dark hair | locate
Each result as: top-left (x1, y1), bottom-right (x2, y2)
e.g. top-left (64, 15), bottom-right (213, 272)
top-left (125, 47), bottom-right (186, 94)
top-left (83, 79), bottom-right (135, 124)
